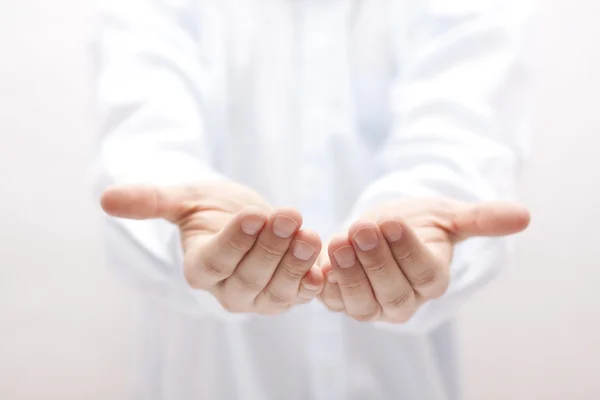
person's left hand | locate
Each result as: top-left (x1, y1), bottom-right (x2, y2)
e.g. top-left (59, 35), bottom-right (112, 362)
top-left (319, 198), bottom-right (530, 323)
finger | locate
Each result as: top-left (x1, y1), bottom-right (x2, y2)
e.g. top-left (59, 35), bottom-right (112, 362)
top-left (379, 219), bottom-right (449, 299)
top-left (100, 184), bottom-right (194, 222)
top-left (450, 201), bottom-right (531, 240)
top-left (223, 208), bottom-right (302, 301)
top-left (329, 236), bottom-right (381, 322)
top-left (348, 221), bottom-right (418, 321)
top-left (184, 206), bottom-right (267, 289)
top-left (297, 264), bottom-right (325, 303)
top-left (315, 252), bottom-right (343, 308)
top-left (256, 229), bottom-right (322, 308)
top-left (319, 251), bottom-right (334, 277)
top-left (320, 280), bottom-right (345, 313)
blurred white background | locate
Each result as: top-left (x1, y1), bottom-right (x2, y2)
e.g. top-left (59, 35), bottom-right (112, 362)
top-left (0, 0), bottom-right (599, 399)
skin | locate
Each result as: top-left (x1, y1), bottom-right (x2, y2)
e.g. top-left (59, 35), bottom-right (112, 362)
top-left (318, 198), bottom-right (531, 323)
top-left (101, 184), bottom-right (530, 321)
top-left (101, 181), bottom-right (325, 315)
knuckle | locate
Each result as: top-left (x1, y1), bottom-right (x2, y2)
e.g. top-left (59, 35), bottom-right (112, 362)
top-left (362, 257), bottom-right (391, 276)
top-left (256, 240), bottom-right (287, 262)
top-left (413, 268), bottom-right (449, 299)
top-left (230, 272), bottom-right (263, 292)
top-left (413, 268), bottom-right (438, 288)
top-left (322, 289), bottom-right (338, 302)
top-left (349, 307), bottom-right (380, 322)
top-left (422, 277), bottom-right (450, 299)
top-left (321, 293), bottom-right (344, 311)
top-left (301, 288), bottom-right (321, 300)
top-left (202, 257), bottom-right (228, 279)
top-left (226, 233), bottom-right (254, 254)
top-left (279, 260), bottom-right (307, 281)
top-left (338, 275), bottom-right (369, 292)
top-left (385, 290), bottom-right (414, 309)
top-left (263, 289), bottom-right (294, 306)
top-left (295, 296), bottom-right (312, 304)
top-left (301, 282), bottom-right (321, 293)
top-left (395, 246), bottom-right (418, 264)
top-left (185, 250), bottom-right (223, 288)
top-left (298, 285), bottom-right (321, 302)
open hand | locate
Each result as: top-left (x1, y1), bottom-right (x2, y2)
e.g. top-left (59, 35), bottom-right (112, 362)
top-left (319, 198), bottom-right (530, 323)
top-left (101, 181), bottom-right (325, 315)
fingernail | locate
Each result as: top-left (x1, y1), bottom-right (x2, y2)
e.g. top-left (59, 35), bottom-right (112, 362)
top-left (333, 246), bottom-right (356, 268)
top-left (293, 240), bottom-right (315, 261)
top-left (381, 222), bottom-right (403, 242)
top-left (241, 214), bottom-right (266, 235)
top-left (302, 282), bottom-right (320, 291)
top-left (327, 274), bottom-right (338, 284)
top-left (352, 227), bottom-right (379, 251)
top-left (272, 215), bottom-right (298, 238)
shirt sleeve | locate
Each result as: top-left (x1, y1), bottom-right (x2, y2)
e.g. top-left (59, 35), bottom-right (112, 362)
top-left (344, 0), bottom-right (534, 334)
top-left (89, 0), bottom-right (244, 320)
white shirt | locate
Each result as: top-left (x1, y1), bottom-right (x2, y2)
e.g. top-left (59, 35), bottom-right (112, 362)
top-left (91, 0), bottom-right (532, 399)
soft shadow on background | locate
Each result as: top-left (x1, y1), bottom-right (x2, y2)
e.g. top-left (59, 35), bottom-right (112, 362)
top-left (0, 1), bottom-right (598, 399)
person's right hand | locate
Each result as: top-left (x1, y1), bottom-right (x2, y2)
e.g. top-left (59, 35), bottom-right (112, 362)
top-left (100, 181), bottom-right (325, 315)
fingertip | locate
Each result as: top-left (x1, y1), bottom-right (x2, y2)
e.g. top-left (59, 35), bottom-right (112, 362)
top-left (516, 206), bottom-right (532, 231)
top-left (271, 206), bottom-right (303, 225)
top-left (456, 202), bottom-right (533, 238)
top-left (327, 234), bottom-right (350, 254)
top-left (326, 273), bottom-right (338, 284)
top-left (239, 212), bottom-right (268, 236)
top-left (305, 264), bottom-right (325, 286)
top-left (293, 229), bottom-right (323, 253)
top-left (378, 219), bottom-right (405, 243)
top-left (100, 186), bottom-right (120, 215)
top-left (320, 260), bottom-right (333, 275)
top-left (484, 202), bottom-right (532, 236)
top-left (270, 207), bottom-right (303, 239)
top-left (100, 185), bottom-right (157, 219)
top-left (238, 206), bottom-right (269, 235)
top-left (347, 220), bottom-right (378, 238)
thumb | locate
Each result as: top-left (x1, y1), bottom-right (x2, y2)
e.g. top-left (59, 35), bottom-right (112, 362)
top-left (451, 201), bottom-right (531, 241)
top-left (100, 184), bottom-right (190, 222)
